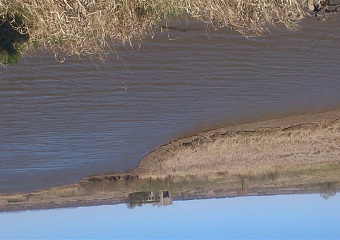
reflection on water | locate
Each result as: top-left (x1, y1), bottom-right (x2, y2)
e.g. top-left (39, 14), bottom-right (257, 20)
top-left (1, 193), bottom-right (340, 239)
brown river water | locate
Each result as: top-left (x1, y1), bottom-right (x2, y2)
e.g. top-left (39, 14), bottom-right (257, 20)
top-left (1, 16), bottom-right (340, 194)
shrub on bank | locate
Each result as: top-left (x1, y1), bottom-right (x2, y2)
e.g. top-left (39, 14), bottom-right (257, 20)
top-left (0, 0), bottom-right (305, 65)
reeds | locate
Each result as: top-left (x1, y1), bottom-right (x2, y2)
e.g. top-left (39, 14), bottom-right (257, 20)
top-left (2, 162), bottom-right (339, 212)
top-left (0, 0), bottom-right (306, 60)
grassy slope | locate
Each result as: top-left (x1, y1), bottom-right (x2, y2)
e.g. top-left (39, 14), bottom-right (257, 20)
top-left (138, 109), bottom-right (340, 178)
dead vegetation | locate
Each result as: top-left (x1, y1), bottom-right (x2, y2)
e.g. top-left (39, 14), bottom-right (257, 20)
top-left (1, 162), bottom-right (339, 212)
top-left (0, 0), bottom-right (306, 62)
top-left (139, 111), bottom-right (340, 178)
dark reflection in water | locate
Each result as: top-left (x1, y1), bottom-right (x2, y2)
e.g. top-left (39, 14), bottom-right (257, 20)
top-left (1, 16), bottom-right (340, 194)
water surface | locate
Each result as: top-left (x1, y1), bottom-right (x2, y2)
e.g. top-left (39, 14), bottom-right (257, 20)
top-left (1, 16), bottom-right (340, 194)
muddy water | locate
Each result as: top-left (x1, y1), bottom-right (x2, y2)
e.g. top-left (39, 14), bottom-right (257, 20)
top-left (1, 17), bottom-right (340, 194)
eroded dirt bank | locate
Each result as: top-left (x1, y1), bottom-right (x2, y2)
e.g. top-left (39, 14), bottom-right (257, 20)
top-left (1, 109), bottom-right (340, 212)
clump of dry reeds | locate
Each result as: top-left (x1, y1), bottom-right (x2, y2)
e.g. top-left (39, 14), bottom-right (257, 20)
top-left (189, 0), bottom-right (305, 35)
top-left (0, 0), bottom-right (306, 59)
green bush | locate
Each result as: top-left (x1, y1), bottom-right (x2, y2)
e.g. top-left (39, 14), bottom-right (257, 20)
top-left (0, 13), bottom-right (28, 65)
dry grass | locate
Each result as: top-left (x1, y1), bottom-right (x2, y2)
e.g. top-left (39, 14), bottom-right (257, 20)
top-left (0, 0), bottom-right (306, 59)
top-left (139, 111), bottom-right (340, 178)
top-left (188, 0), bottom-right (305, 35)
top-left (1, 161), bottom-right (339, 211)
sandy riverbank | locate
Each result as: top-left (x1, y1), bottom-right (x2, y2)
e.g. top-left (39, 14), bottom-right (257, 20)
top-left (1, 109), bottom-right (340, 211)
top-left (135, 108), bottom-right (340, 177)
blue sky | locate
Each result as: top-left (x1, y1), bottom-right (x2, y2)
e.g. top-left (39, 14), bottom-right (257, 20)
top-left (1, 193), bottom-right (340, 239)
